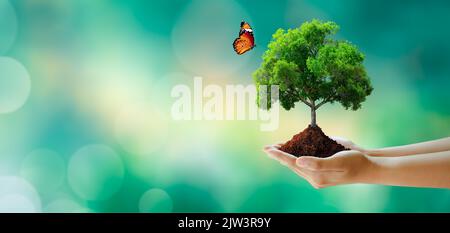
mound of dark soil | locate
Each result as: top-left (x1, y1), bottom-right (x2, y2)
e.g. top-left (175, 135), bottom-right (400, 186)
top-left (280, 125), bottom-right (349, 158)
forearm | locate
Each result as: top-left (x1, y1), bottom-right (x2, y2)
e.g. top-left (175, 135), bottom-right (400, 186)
top-left (365, 151), bottom-right (450, 189)
top-left (366, 137), bottom-right (450, 157)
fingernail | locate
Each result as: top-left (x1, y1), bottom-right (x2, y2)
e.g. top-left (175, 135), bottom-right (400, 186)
top-left (263, 145), bottom-right (272, 152)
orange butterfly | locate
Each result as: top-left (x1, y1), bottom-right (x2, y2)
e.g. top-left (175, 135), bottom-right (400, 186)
top-left (233, 21), bottom-right (255, 55)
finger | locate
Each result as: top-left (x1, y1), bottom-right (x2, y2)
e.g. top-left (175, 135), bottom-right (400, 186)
top-left (329, 136), bottom-right (346, 142)
top-left (287, 165), bottom-right (320, 186)
top-left (296, 156), bottom-right (344, 172)
top-left (263, 143), bottom-right (283, 150)
top-left (263, 145), bottom-right (343, 188)
top-left (296, 166), bottom-right (345, 186)
top-left (329, 136), bottom-right (352, 147)
top-left (263, 144), bottom-right (284, 155)
top-left (269, 143), bottom-right (284, 150)
top-left (330, 149), bottom-right (365, 163)
top-left (291, 167), bottom-right (320, 187)
top-left (263, 144), bottom-right (285, 153)
top-left (264, 146), bottom-right (296, 168)
top-left (293, 167), bottom-right (336, 189)
top-left (263, 146), bottom-right (297, 168)
top-left (263, 145), bottom-right (321, 187)
top-left (263, 146), bottom-right (312, 179)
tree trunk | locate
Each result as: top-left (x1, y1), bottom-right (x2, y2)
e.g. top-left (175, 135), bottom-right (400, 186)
top-left (310, 107), bottom-right (317, 127)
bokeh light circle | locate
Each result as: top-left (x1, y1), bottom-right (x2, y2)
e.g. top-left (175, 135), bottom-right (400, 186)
top-left (0, 195), bottom-right (36, 213)
top-left (44, 198), bottom-right (90, 213)
top-left (0, 0), bottom-right (17, 54)
top-left (68, 144), bottom-right (124, 201)
top-left (0, 57), bottom-right (31, 114)
top-left (172, 0), bottom-right (251, 77)
top-left (20, 149), bottom-right (65, 194)
top-left (138, 188), bottom-right (173, 213)
top-left (115, 106), bottom-right (168, 156)
top-left (0, 176), bottom-right (41, 212)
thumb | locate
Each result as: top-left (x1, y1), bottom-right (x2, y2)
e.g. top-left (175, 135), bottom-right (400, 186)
top-left (296, 156), bottom-right (342, 171)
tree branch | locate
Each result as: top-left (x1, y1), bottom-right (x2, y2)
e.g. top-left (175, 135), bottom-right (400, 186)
top-left (299, 97), bottom-right (312, 108)
top-left (316, 96), bottom-right (332, 109)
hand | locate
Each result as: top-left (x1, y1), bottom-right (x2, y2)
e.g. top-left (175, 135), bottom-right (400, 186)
top-left (263, 145), bottom-right (376, 189)
top-left (329, 136), bottom-right (367, 154)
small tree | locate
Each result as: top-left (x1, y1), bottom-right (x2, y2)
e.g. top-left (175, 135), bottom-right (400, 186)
top-left (253, 20), bottom-right (373, 127)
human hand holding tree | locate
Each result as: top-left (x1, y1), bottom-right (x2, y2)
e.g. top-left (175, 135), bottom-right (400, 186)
top-left (263, 138), bottom-right (450, 189)
top-left (256, 20), bottom-right (450, 189)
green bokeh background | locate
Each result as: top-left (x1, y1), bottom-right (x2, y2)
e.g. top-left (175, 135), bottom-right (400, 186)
top-left (0, 0), bottom-right (449, 212)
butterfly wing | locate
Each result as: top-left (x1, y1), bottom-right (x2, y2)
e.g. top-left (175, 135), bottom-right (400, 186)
top-left (233, 31), bottom-right (255, 55)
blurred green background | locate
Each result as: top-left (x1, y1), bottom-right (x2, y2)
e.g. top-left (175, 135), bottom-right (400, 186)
top-left (0, 0), bottom-right (449, 213)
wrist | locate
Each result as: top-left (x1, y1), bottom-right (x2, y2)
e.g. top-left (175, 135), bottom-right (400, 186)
top-left (362, 155), bottom-right (389, 184)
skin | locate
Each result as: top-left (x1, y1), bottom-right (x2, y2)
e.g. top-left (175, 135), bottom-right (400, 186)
top-left (263, 137), bottom-right (450, 189)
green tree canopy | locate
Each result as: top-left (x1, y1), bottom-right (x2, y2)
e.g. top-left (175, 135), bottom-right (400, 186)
top-left (253, 19), bottom-right (373, 126)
